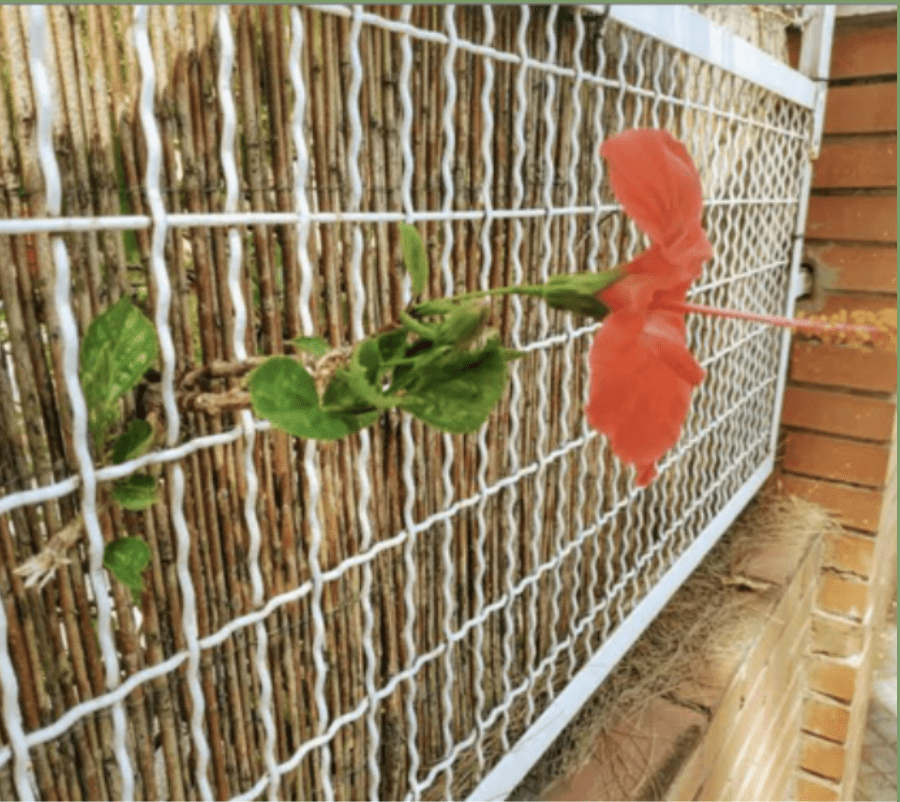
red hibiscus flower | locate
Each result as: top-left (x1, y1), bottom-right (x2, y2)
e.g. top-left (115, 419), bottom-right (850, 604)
top-left (586, 129), bottom-right (712, 486)
top-left (585, 129), bottom-right (886, 485)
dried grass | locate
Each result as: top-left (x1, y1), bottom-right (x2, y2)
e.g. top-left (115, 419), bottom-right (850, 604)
top-left (510, 485), bottom-right (838, 800)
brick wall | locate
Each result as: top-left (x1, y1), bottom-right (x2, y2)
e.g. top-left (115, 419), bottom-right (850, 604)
top-left (784, 11), bottom-right (897, 801)
top-left (677, 538), bottom-right (823, 802)
top-left (540, 505), bottom-right (826, 802)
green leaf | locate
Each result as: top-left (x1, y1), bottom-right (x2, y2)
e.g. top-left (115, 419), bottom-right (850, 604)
top-left (398, 336), bottom-right (509, 434)
top-left (399, 223), bottom-right (429, 296)
top-left (321, 373), bottom-right (380, 432)
top-left (104, 537), bottom-right (152, 605)
top-left (339, 339), bottom-right (403, 411)
top-left (249, 356), bottom-right (376, 440)
top-left (376, 329), bottom-right (408, 365)
top-left (80, 297), bottom-right (158, 447)
top-left (111, 419), bottom-right (154, 464)
top-left (112, 474), bottom-right (159, 510)
top-left (293, 335), bottom-right (330, 358)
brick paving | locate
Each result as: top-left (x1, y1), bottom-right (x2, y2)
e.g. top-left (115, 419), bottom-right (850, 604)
top-left (854, 598), bottom-right (897, 802)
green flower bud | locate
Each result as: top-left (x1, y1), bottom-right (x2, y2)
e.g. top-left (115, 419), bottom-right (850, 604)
top-left (438, 301), bottom-right (492, 347)
top-left (540, 270), bottom-right (621, 319)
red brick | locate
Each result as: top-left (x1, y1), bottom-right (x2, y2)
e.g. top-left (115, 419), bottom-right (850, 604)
top-left (804, 243), bottom-right (897, 293)
top-left (696, 731), bottom-right (738, 801)
top-left (813, 137), bottom-right (896, 189)
top-left (806, 195), bottom-right (897, 243)
top-left (783, 431), bottom-right (891, 487)
top-left (824, 83), bottom-right (897, 134)
top-left (731, 528), bottom-right (816, 590)
top-left (799, 292), bottom-right (899, 322)
top-left (780, 387), bottom-right (897, 440)
top-left (800, 734), bottom-right (846, 781)
top-left (796, 773), bottom-right (841, 801)
top-left (811, 614), bottom-right (866, 659)
top-left (795, 296), bottom-right (899, 351)
top-left (830, 23), bottom-right (897, 79)
top-left (694, 665), bottom-right (754, 801)
top-left (790, 341), bottom-right (897, 394)
top-left (743, 674), bottom-right (804, 800)
top-left (822, 531), bottom-right (876, 577)
top-left (803, 698), bottom-right (852, 743)
top-left (780, 474), bottom-right (885, 532)
top-left (808, 658), bottom-right (857, 703)
top-left (818, 574), bottom-right (871, 621)
top-left (763, 699), bottom-right (804, 800)
top-left (665, 743), bottom-right (704, 801)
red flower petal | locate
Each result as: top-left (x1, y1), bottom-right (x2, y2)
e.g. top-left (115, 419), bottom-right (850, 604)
top-left (600, 245), bottom-right (700, 310)
top-left (600, 129), bottom-right (713, 267)
top-left (587, 129), bottom-right (715, 485)
top-left (585, 303), bottom-right (704, 486)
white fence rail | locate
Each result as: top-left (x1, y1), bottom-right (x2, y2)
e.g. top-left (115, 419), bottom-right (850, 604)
top-left (0, 5), bottom-right (825, 800)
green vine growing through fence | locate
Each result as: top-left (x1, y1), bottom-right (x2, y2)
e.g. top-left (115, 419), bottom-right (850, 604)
top-left (247, 223), bottom-right (617, 440)
top-left (17, 223), bottom-right (620, 600)
top-left (80, 297), bottom-right (159, 602)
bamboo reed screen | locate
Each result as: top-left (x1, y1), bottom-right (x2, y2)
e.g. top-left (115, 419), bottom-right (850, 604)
top-left (0, 6), bottom-right (812, 800)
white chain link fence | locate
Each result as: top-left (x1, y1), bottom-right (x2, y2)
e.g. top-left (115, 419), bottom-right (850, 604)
top-left (0, 5), bottom-right (821, 800)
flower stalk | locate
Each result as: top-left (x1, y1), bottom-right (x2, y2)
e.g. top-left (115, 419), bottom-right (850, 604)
top-left (656, 299), bottom-right (890, 346)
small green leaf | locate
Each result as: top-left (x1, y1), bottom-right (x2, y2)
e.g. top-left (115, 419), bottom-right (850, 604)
top-left (321, 373), bottom-right (380, 432)
top-left (112, 474), bottom-right (159, 510)
top-left (249, 356), bottom-right (376, 440)
top-left (398, 337), bottom-right (509, 434)
top-left (112, 419), bottom-right (154, 464)
top-left (104, 537), bottom-right (152, 605)
top-left (376, 329), bottom-right (408, 365)
top-left (293, 335), bottom-right (330, 358)
top-left (80, 297), bottom-right (158, 447)
top-left (399, 223), bottom-right (429, 296)
top-left (354, 338), bottom-right (381, 376)
top-left (340, 339), bottom-right (401, 411)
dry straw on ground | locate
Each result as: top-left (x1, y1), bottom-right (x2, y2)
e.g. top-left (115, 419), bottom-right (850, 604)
top-left (510, 485), bottom-right (843, 800)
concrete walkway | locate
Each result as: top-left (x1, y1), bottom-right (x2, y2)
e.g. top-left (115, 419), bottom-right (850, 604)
top-left (854, 598), bottom-right (897, 802)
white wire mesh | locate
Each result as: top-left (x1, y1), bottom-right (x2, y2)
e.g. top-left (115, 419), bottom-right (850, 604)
top-left (0, 5), bottom-right (814, 801)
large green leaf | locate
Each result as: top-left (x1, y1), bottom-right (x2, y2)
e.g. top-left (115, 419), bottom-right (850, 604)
top-left (112, 474), bottom-right (159, 510)
top-left (249, 357), bottom-right (376, 440)
top-left (80, 297), bottom-right (158, 446)
top-left (398, 336), bottom-right (509, 434)
top-left (103, 537), bottom-right (152, 605)
top-left (399, 223), bottom-right (429, 296)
